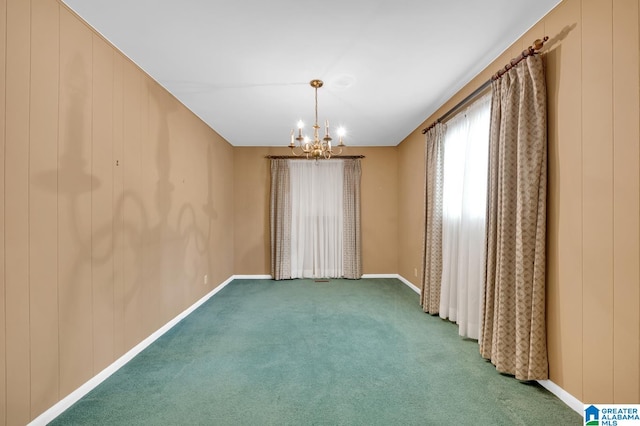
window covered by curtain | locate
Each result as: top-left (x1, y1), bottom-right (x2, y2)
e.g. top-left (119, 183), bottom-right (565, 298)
top-left (270, 159), bottom-right (291, 280)
top-left (343, 159), bottom-right (362, 279)
top-left (270, 158), bottom-right (362, 280)
top-left (480, 55), bottom-right (548, 381)
top-left (290, 160), bottom-right (344, 278)
top-left (420, 123), bottom-right (445, 314)
top-left (439, 94), bottom-right (491, 339)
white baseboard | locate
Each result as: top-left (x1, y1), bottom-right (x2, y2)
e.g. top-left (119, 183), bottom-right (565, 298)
top-left (28, 275), bottom-right (236, 426)
top-left (361, 273), bottom-right (399, 278)
top-left (30, 274), bottom-right (580, 424)
top-left (365, 275), bottom-right (582, 416)
top-left (537, 379), bottom-right (583, 414)
top-left (395, 275), bottom-right (421, 294)
top-left (362, 273), bottom-right (420, 294)
top-left (233, 274), bottom-right (273, 279)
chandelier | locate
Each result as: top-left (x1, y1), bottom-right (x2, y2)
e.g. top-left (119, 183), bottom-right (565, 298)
top-left (288, 79), bottom-right (345, 159)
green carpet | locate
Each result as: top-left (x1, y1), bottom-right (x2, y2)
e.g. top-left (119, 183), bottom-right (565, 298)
top-left (50, 278), bottom-right (582, 425)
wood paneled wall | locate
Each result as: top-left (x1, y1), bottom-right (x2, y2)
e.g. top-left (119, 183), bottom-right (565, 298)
top-left (3, 0), bottom-right (639, 423)
top-left (398, 0), bottom-right (640, 405)
top-left (0, 1), bottom-right (235, 424)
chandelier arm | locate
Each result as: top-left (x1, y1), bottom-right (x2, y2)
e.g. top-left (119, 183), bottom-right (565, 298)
top-left (289, 147), bottom-right (302, 157)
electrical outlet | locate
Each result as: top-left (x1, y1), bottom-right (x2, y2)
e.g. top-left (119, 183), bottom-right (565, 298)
top-left (414, 268), bottom-right (418, 277)
top-left (204, 274), bottom-right (208, 285)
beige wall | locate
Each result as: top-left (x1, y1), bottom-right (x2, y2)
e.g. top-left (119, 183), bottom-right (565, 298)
top-left (0, 1), bottom-right (235, 424)
top-left (4, 0), bottom-right (639, 423)
top-left (233, 146), bottom-right (398, 275)
top-left (398, 0), bottom-right (640, 405)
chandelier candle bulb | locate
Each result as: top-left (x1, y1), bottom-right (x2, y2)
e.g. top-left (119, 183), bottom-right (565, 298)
top-left (288, 79), bottom-right (345, 159)
top-left (339, 127), bottom-right (346, 146)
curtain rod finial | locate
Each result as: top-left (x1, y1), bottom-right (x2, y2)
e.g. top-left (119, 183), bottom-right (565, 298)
top-left (533, 36), bottom-right (549, 51)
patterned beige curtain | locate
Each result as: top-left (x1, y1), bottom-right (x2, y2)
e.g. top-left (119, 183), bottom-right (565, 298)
top-left (270, 159), bottom-right (291, 280)
top-left (421, 123), bottom-right (445, 313)
top-left (480, 55), bottom-right (548, 380)
top-left (343, 159), bottom-right (362, 279)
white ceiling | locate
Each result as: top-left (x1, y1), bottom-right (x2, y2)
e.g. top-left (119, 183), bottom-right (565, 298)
top-left (61, 0), bottom-right (561, 147)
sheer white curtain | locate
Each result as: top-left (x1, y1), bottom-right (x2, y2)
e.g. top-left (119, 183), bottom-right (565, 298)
top-left (439, 93), bottom-right (491, 339)
top-left (289, 160), bottom-right (344, 278)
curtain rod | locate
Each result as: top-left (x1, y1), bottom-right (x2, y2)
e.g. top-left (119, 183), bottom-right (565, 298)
top-left (421, 80), bottom-right (491, 135)
top-left (422, 36), bottom-right (548, 135)
top-left (265, 155), bottom-right (365, 159)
